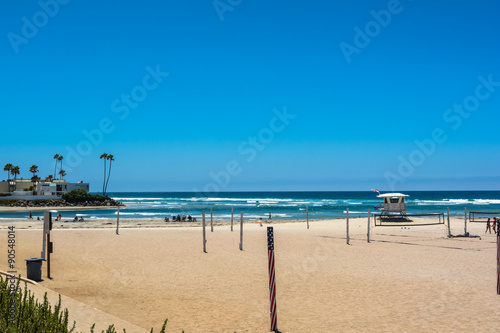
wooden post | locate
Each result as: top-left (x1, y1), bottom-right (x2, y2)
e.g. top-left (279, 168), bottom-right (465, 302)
top-left (43, 212), bottom-right (52, 280)
top-left (367, 209), bottom-right (371, 243)
top-left (239, 212), bottom-right (243, 251)
top-left (41, 212), bottom-right (49, 260)
top-left (231, 206), bottom-right (234, 232)
top-left (447, 207), bottom-right (451, 237)
top-left (306, 206), bottom-right (309, 229)
top-left (116, 206), bottom-right (120, 235)
top-left (47, 232), bottom-right (51, 279)
top-left (202, 211), bottom-right (207, 253)
top-left (211, 207), bottom-right (214, 232)
top-left (464, 207), bottom-right (467, 235)
top-left (346, 208), bottom-right (350, 245)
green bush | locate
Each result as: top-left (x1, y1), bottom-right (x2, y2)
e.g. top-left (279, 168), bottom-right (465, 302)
top-left (62, 189), bottom-right (107, 203)
top-left (0, 275), bottom-right (170, 332)
top-left (0, 193), bottom-right (12, 197)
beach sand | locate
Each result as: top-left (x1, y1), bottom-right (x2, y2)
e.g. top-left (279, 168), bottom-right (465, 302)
top-left (0, 217), bottom-right (498, 332)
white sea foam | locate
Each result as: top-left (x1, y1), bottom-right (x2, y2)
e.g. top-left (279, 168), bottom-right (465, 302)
top-left (473, 199), bottom-right (500, 205)
top-left (111, 197), bottom-right (163, 201)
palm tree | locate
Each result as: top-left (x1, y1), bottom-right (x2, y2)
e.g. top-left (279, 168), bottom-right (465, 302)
top-left (53, 154), bottom-right (60, 180)
top-left (100, 153), bottom-right (108, 194)
top-left (57, 155), bottom-right (64, 179)
top-left (104, 154), bottom-right (115, 195)
top-left (31, 175), bottom-right (40, 195)
top-left (29, 165), bottom-right (39, 194)
top-left (58, 169), bottom-right (66, 180)
top-left (3, 163), bottom-right (13, 181)
top-left (10, 166), bottom-right (20, 181)
top-left (46, 175), bottom-right (53, 182)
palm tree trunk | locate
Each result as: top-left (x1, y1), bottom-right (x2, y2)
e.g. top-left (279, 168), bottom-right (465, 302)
top-left (103, 160), bottom-right (107, 195)
top-left (105, 160), bottom-right (112, 194)
top-left (54, 162), bottom-right (58, 180)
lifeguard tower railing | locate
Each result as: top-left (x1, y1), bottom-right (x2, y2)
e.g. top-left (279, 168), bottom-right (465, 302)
top-left (373, 212), bottom-right (445, 226)
top-left (469, 211), bottom-right (500, 223)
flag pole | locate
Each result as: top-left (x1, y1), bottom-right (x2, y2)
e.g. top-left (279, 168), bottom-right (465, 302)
top-left (267, 227), bottom-right (278, 332)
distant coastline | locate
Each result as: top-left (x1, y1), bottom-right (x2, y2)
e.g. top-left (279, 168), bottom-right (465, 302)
top-left (0, 205), bottom-right (121, 212)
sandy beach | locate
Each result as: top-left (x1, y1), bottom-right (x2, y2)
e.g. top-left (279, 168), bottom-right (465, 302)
top-left (0, 216), bottom-right (498, 332)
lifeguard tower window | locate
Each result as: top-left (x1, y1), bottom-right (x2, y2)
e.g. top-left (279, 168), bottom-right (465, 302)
top-left (389, 197), bottom-right (399, 203)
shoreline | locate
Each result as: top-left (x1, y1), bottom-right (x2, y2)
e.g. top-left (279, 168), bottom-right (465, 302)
top-left (0, 205), bottom-right (121, 212)
top-left (0, 215), bottom-right (470, 231)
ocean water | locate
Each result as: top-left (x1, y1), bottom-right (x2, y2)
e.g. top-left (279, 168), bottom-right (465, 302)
top-left (2, 191), bottom-right (500, 221)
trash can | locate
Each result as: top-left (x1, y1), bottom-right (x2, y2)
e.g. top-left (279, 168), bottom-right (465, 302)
top-left (25, 258), bottom-right (43, 282)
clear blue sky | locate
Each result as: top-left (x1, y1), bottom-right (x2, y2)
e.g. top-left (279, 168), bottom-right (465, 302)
top-left (1, 0), bottom-right (499, 193)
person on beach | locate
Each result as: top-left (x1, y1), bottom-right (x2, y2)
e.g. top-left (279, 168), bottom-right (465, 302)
top-left (29, 211), bottom-right (32, 219)
top-left (486, 218), bottom-right (491, 234)
top-left (164, 217), bottom-right (169, 222)
top-left (493, 218), bottom-right (497, 233)
top-left (188, 215), bottom-right (192, 222)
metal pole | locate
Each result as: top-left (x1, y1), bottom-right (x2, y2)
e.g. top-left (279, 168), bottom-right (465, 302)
top-left (211, 207), bottom-right (214, 232)
top-left (267, 227), bottom-right (278, 332)
top-left (231, 206), bottom-right (234, 232)
top-left (447, 207), bottom-right (451, 237)
top-left (367, 209), bottom-right (371, 243)
top-left (116, 206), bottom-right (120, 235)
top-left (306, 206), bottom-right (309, 229)
top-left (346, 208), bottom-right (350, 245)
top-left (202, 211), bottom-right (207, 253)
top-left (464, 207), bottom-right (467, 235)
top-left (239, 212), bottom-right (243, 251)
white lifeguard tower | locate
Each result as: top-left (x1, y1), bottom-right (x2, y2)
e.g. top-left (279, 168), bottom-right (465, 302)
top-left (377, 193), bottom-right (409, 216)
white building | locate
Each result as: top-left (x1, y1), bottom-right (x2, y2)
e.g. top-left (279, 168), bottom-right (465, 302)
top-left (37, 181), bottom-right (90, 196)
top-left (0, 179), bottom-right (90, 200)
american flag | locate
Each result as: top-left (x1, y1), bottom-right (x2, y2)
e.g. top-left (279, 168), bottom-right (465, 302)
top-left (267, 227), bottom-right (278, 332)
top-left (371, 189), bottom-right (380, 195)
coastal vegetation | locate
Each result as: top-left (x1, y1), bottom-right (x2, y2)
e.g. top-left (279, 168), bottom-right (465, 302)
top-left (53, 154), bottom-right (64, 180)
top-left (3, 163), bottom-right (13, 180)
top-left (62, 189), bottom-right (107, 203)
top-left (0, 190), bottom-right (121, 208)
top-left (29, 165), bottom-right (40, 195)
top-left (100, 153), bottom-right (114, 195)
top-left (10, 166), bottom-right (20, 181)
top-left (0, 275), bottom-right (169, 332)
